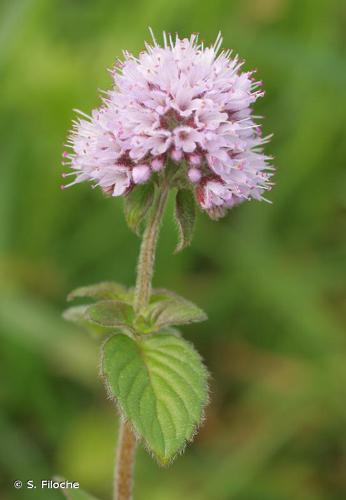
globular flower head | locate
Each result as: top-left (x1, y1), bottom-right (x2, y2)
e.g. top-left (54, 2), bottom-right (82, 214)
top-left (63, 31), bottom-right (274, 218)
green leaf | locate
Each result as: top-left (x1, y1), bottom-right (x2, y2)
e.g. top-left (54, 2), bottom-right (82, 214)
top-left (124, 182), bottom-right (155, 235)
top-left (62, 305), bottom-right (107, 336)
top-left (174, 189), bottom-right (196, 253)
top-left (144, 295), bottom-right (207, 331)
top-left (86, 300), bottom-right (135, 331)
top-left (63, 305), bottom-right (89, 324)
top-left (101, 332), bottom-right (208, 464)
top-left (149, 288), bottom-right (177, 304)
top-left (67, 282), bottom-right (128, 302)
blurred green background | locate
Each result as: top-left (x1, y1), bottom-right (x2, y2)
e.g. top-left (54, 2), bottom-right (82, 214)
top-left (1, 0), bottom-right (346, 499)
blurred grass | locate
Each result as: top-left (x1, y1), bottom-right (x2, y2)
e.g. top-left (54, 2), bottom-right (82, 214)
top-left (1, 0), bottom-right (346, 499)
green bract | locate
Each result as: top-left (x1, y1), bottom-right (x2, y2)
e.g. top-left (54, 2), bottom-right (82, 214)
top-left (124, 182), bottom-right (155, 236)
top-left (174, 189), bottom-right (196, 253)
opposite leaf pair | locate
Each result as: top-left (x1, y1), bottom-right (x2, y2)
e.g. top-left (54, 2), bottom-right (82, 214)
top-left (64, 281), bottom-right (207, 336)
top-left (64, 282), bottom-right (209, 464)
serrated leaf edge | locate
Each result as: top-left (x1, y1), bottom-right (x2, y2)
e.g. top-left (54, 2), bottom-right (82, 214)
top-left (100, 333), bottom-right (209, 466)
top-left (146, 298), bottom-right (208, 331)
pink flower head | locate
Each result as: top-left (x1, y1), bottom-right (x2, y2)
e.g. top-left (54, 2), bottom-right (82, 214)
top-left (64, 30), bottom-right (273, 217)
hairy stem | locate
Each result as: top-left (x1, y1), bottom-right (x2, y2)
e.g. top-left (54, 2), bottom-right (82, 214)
top-left (114, 180), bottom-right (169, 500)
top-left (134, 181), bottom-right (169, 313)
top-left (114, 420), bottom-right (137, 500)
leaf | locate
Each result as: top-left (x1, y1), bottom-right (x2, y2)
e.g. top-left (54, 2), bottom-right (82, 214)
top-left (62, 305), bottom-right (107, 336)
top-left (101, 332), bottom-right (209, 464)
top-left (67, 282), bottom-right (128, 302)
top-left (174, 189), bottom-right (196, 252)
top-left (149, 288), bottom-right (177, 304)
top-left (63, 305), bottom-right (89, 324)
top-left (124, 182), bottom-right (155, 235)
top-left (144, 296), bottom-right (207, 331)
top-left (86, 300), bottom-right (135, 331)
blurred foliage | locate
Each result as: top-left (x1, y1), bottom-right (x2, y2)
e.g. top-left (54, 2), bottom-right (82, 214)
top-left (1, 0), bottom-right (346, 499)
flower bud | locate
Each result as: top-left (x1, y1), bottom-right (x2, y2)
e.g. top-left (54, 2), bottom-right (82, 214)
top-left (188, 168), bottom-right (202, 184)
top-left (189, 154), bottom-right (201, 167)
top-left (151, 158), bottom-right (164, 172)
top-left (171, 149), bottom-right (183, 162)
top-left (132, 164), bottom-right (150, 184)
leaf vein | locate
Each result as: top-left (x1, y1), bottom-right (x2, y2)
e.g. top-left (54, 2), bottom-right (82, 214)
top-left (146, 352), bottom-right (202, 403)
top-left (150, 347), bottom-right (203, 377)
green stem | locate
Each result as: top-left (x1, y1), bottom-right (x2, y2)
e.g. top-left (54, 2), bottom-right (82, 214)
top-left (134, 180), bottom-right (169, 313)
top-left (114, 180), bottom-right (169, 500)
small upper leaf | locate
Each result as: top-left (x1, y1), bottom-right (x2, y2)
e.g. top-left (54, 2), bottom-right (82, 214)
top-left (144, 295), bottom-right (207, 331)
top-left (101, 332), bottom-right (209, 464)
top-left (63, 305), bottom-right (89, 324)
top-left (62, 305), bottom-right (107, 336)
top-left (124, 182), bottom-right (155, 235)
top-left (86, 300), bottom-right (135, 331)
top-left (174, 189), bottom-right (196, 253)
top-left (149, 288), bottom-right (177, 304)
top-left (67, 282), bottom-right (128, 302)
